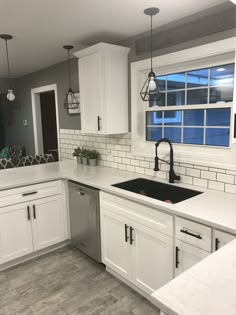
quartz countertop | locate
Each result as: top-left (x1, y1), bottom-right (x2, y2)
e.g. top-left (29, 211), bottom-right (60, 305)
top-left (1, 160), bottom-right (236, 234)
top-left (151, 239), bottom-right (236, 315)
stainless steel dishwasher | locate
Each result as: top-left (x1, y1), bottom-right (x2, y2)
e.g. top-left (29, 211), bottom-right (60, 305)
top-left (68, 181), bottom-right (101, 262)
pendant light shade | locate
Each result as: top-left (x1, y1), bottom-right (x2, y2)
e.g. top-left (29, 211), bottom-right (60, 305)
top-left (0, 34), bottom-right (15, 101)
top-left (63, 45), bottom-right (79, 110)
top-left (140, 8), bottom-right (162, 102)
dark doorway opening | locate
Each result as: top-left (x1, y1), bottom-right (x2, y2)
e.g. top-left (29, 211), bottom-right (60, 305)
top-left (40, 91), bottom-right (58, 161)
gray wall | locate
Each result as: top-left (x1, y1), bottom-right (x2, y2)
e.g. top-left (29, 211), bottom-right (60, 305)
top-left (5, 59), bottom-right (79, 154)
top-left (4, 2), bottom-right (236, 155)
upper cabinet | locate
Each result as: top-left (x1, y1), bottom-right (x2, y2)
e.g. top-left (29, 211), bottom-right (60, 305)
top-left (74, 43), bottom-right (130, 135)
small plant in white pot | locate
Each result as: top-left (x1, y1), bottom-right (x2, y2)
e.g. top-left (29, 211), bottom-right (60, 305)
top-left (81, 148), bottom-right (89, 165)
top-left (88, 150), bottom-right (100, 166)
top-left (72, 147), bottom-right (82, 164)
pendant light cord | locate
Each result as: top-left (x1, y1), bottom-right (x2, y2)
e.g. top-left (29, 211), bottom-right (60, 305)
top-left (5, 39), bottom-right (11, 88)
top-left (67, 49), bottom-right (72, 90)
top-left (150, 14), bottom-right (153, 72)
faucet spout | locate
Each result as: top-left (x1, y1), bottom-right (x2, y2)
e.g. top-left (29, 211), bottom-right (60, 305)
top-left (154, 138), bottom-right (180, 183)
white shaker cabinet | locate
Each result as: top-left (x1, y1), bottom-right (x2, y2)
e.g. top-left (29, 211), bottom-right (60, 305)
top-left (74, 43), bottom-right (130, 135)
top-left (213, 229), bottom-right (236, 251)
top-left (0, 202), bottom-right (33, 264)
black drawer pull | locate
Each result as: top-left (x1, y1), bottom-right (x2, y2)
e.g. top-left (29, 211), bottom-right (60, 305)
top-left (22, 191), bottom-right (38, 197)
top-left (215, 238), bottom-right (220, 251)
top-left (125, 224), bottom-right (129, 242)
top-left (180, 229), bottom-right (202, 240)
top-left (27, 206), bottom-right (30, 221)
top-left (175, 246), bottom-right (180, 268)
top-left (130, 226), bottom-right (134, 245)
top-left (97, 116), bottom-right (101, 131)
top-left (33, 204), bottom-right (36, 219)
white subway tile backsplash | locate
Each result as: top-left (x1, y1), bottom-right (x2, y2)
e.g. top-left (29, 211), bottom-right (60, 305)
top-left (59, 129), bottom-right (236, 194)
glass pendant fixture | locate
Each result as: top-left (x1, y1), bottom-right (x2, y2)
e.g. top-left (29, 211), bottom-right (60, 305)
top-left (0, 34), bottom-right (15, 101)
top-left (140, 8), bottom-right (162, 102)
top-left (63, 45), bottom-right (79, 110)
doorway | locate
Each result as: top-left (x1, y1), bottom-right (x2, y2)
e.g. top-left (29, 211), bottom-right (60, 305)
top-left (31, 84), bottom-right (60, 161)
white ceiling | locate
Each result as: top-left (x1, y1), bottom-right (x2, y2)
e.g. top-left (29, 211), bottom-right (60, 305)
top-left (0, 0), bottom-right (230, 78)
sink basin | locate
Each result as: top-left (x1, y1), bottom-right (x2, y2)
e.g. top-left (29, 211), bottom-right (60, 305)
top-left (112, 178), bottom-right (202, 204)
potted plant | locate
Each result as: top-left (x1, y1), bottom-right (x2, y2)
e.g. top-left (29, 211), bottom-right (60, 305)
top-left (72, 147), bottom-right (82, 164)
top-left (81, 147), bottom-right (89, 165)
top-left (88, 149), bottom-right (100, 166)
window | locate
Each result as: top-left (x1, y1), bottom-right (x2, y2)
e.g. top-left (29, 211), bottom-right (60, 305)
top-left (147, 63), bottom-right (234, 147)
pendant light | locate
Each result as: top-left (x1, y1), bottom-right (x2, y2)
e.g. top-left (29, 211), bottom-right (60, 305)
top-left (0, 34), bottom-right (15, 101)
top-left (140, 8), bottom-right (162, 102)
top-left (63, 45), bottom-right (79, 110)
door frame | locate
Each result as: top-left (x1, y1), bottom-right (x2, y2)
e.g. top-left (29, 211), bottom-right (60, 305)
top-left (31, 84), bottom-right (60, 160)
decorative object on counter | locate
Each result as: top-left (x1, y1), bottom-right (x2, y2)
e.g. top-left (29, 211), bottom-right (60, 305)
top-left (140, 8), bottom-right (162, 103)
top-left (81, 147), bottom-right (89, 165)
top-left (0, 34), bottom-right (15, 101)
top-left (88, 149), bottom-right (100, 166)
top-left (63, 45), bottom-right (80, 113)
top-left (72, 147), bottom-right (82, 164)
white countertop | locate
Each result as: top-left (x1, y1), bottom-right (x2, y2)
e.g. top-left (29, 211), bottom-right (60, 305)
top-left (151, 239), bottom-right (236, 315)
top-left (1, 160), bottom-right (236, 234)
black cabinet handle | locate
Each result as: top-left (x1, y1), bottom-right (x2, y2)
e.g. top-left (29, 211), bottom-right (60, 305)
top-left (215, 238), bottom-right (220, 251)
top-left (125, 224), bottom-right (129, 242)
top-left (97, 116), bottom-right (101, 131)
top-left (33, 204), bottom-right (36, 219)
top-left (22, 191), bottom-right (38, 197)
top-left (27, 206), bottom-right (30, 221)
top-left (175, 246), bottom-right (180, 268)
top-left (180, 229), bottom-right (202, 240)
top-left (130, 226), bottom-right (134, 245)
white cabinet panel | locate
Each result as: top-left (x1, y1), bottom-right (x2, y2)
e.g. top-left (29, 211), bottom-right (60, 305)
top-left (31, 195), bottom-right (65, 251)
top-left (132, 222), bottom-right (173, 294)
top-left (175, 240), bottom-right (209, 277)
top-left (214, 229), bottom-right (236, 251)
top-left (0, 203), bottom-right (33, 264)
top-left (101, 209), bottom-right (131, 281)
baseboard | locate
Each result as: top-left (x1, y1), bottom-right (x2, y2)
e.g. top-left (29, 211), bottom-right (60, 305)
top-left (0, 240), bottom-right (70, 271)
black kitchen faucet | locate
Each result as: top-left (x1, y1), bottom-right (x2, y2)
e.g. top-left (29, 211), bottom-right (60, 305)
top-left (154, 138), bottom-right (181, 183)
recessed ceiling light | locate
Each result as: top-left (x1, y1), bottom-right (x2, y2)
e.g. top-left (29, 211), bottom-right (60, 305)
top-left (217, 68), bottom-right (225, 72)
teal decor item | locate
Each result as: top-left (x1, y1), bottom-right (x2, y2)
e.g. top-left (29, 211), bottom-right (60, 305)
top-left (0, 146), bottom-right (9, 159)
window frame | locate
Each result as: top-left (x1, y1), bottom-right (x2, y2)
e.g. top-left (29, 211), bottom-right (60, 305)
top-left (131, 38), bottom-right (236, 169)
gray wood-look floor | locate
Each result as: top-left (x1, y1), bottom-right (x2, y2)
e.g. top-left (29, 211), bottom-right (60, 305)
top-left (0, 246), bottom-right (160, 315)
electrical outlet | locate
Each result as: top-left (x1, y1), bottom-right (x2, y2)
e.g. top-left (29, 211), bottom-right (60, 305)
top-left (23, 120), bottom-right (27, 127)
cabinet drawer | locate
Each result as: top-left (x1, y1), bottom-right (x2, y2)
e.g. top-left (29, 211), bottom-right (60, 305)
top-left (100, 192), bottom-right (173, 237)
top-left (213, 229), bottom-right (236, 251)
top-left (0, 181), bottom-right (63, 208)
top-left (175, 217), bottom-right (212, 252)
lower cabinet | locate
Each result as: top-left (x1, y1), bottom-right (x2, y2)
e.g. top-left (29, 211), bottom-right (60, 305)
top-left (175, 240), bottom-right (210, 277)
top-left (0, 194), bottom-right (65, 265)
top-left (0, 202), bottom-right (33, 264)
top-left (101, 208), bottom-right (173, 295)
top-left (213, 229), bottom-right (236, 251)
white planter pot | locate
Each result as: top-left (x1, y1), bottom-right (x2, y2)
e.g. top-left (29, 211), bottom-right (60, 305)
top-left (82, 157), bottom-right (88, 165)
top-left (88, 159), bottom-right (97, 166)
top-left (76, 156), bottom-right (82, 164)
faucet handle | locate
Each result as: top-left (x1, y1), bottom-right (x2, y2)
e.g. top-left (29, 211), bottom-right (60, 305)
top-left (154, 156), bottom-right (159, 171)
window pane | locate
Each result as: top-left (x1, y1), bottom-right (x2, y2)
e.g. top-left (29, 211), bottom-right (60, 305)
top-left (206, 108), bottom-right (230, 126)
top-left (205, 128), bottom-right (230, 146)
top-left (167, 91), bottom-right (185, 106)
top-left (167, 73), bottom-right (185, 90)
top-left (156, 75), bottom-right (166, 90)
top-left (183, 128), bottom-right (204, 145)
top-left (146, 127), bottom-right (162, 141)
top-left (149, 93), bottom-right (165, 107)
top-left (184, 110), bottom-right (204, 126)
top-left (164, 111), bottom-right (182, 126)
top-left (146, 111), bottom-right (163, 125)
top-left (209, 86), bottom-right (234, 103)
top-left (187, 68), bottom-right (208, 88)
top-left (187, 88), bottom-right (208, 104)
top-left (210, 64), bottom-right (235, 86)
top-left (164, 127), bottom-right (181, 143)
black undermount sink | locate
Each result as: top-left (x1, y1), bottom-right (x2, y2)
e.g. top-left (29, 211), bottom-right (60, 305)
top-left (112, 178), bottom-right (202, 204)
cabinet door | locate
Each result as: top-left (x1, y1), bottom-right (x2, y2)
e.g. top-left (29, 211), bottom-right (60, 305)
top-left (214, 230), bottom-right (235, 251)
top-left (79, 52), bottom-right (103, 134)
top-left (31, 195), bottom-right (65, 251)
top-left (0, 203), bottom-right (33, 264)
top-left (101, 209), bottom-right (132, 281)
top-left (131, 222), bottom-right (173, 294)
top-left (175, 240), bottom-right (209, 277)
